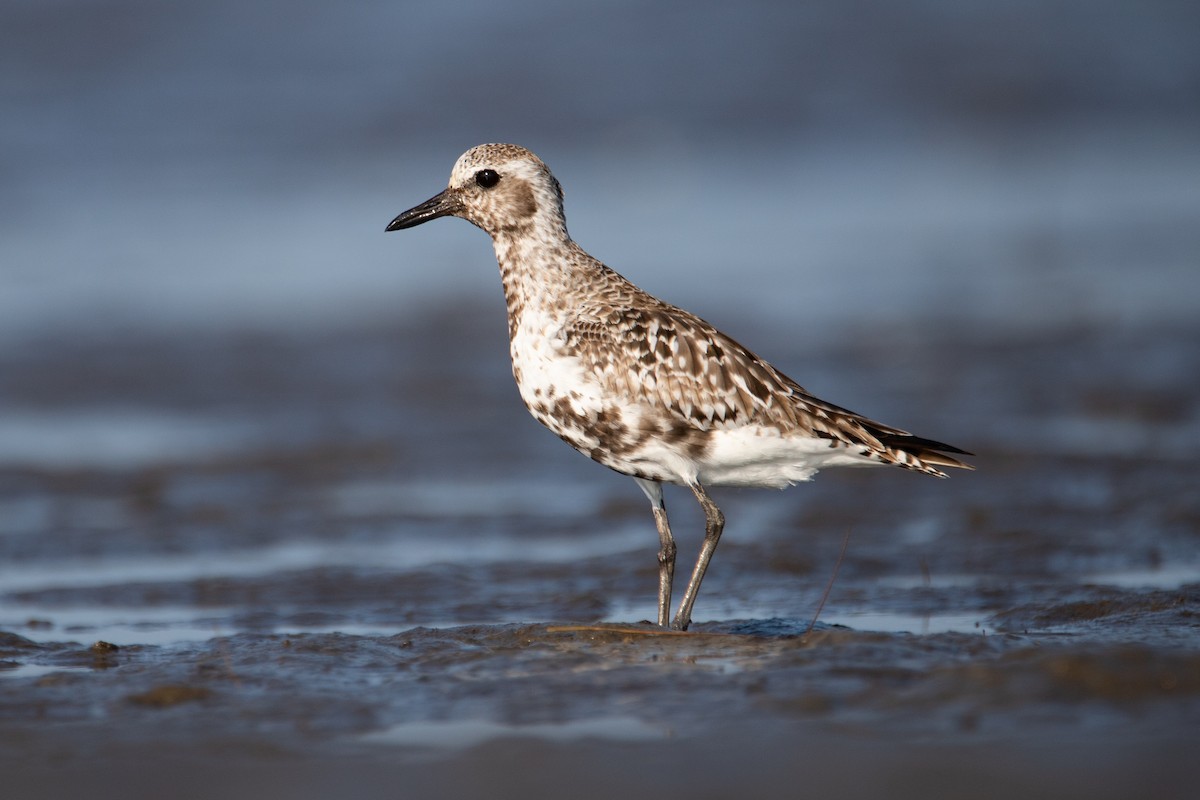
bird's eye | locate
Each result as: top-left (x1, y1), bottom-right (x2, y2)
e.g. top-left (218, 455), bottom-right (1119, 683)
top-left (474, 169), bottom-right (500, 189)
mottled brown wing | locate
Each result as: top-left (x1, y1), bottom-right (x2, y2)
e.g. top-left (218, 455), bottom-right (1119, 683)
top-left (561, 297), bottom-right (897, 452)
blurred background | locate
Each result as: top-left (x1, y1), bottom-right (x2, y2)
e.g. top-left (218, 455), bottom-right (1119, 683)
top-left (2, 2), bottom-right (1200, 788)
top-left (3, 0), bottom-right (1197, 345)
top-left (2, 6), bottom-right (1200, 796)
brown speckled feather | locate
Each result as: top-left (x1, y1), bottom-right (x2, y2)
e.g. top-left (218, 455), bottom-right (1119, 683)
top-left (560, 263), bottom-right (970, 477)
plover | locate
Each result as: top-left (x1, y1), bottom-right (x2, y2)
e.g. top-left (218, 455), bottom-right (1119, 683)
top-left (387, 143), bottom-right (972, 631)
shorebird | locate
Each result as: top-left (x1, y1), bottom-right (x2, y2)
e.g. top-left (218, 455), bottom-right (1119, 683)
top-left (387, 143), bottom-right (972, 631)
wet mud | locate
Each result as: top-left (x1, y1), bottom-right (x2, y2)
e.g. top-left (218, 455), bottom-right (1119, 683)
top-left (2, 309), bottom-right (1199, 798)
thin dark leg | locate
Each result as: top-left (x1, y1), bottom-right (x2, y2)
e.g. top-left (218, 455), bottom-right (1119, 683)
top-left (672, 483), bottom-right (725, 631)
top-left (634, 478), bottom-right (675, 628)
top-left (650, 505), bottom-right (676, 627)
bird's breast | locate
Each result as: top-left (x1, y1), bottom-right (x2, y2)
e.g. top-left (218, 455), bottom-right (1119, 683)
top-left (505, 318), bottom-right (656, 475)
top-left (506, 316), bottom-right (713, 484)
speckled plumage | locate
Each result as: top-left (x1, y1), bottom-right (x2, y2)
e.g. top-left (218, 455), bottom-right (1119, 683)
top-left (387, 143), bottom-right (972, 630)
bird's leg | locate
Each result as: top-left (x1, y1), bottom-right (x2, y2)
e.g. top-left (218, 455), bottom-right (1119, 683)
top-left (672, 483), bottom-right (725, 631)
top-left (650, 505), bottom-right (676, 627)
top-left (634, 478), bottom-right (675, 627)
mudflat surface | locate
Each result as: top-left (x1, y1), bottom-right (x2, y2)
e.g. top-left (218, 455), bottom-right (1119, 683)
top-left (2, 309), bottom-right (1198, 798)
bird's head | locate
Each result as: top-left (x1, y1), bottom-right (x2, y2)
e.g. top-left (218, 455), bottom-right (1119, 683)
top-left (386, 143), bottom-right (565, 237)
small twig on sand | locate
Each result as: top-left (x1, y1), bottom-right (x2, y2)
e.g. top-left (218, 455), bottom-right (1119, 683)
top-left (803, 527), bottom-right (852, 639)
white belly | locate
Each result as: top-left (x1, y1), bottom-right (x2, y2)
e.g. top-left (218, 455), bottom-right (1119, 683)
top-left (693, 425), bottom-right (882, 488)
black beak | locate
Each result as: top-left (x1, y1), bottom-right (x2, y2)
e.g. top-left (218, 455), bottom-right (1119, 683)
top-left (385, 189), bottom-right (461, 231)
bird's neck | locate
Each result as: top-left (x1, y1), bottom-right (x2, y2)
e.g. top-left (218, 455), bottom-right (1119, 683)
top-left (492, 227), bottom-right (588, 333)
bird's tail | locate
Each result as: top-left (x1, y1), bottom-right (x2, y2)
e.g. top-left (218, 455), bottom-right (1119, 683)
top-left (872, 430), bottom-right (975, 477)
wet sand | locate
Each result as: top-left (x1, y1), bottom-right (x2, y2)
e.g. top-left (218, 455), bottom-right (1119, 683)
top-left (2, 308), bottom-right (1199, 798)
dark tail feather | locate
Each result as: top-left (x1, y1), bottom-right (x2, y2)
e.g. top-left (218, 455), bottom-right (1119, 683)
top-left (873, 430), bottom-right (975, 472)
